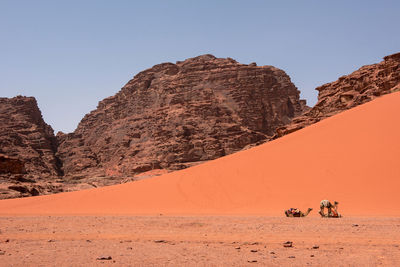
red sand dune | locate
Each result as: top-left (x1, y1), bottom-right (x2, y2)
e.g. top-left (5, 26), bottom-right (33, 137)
top-left (1, 92), bottom-right (400, 216)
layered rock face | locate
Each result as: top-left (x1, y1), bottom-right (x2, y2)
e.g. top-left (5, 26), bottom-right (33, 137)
top-left (0, 154), bottom-right (26, 174)
top-left (57, 55), bottom-right (306, 178)
top-left (276, 52), bottom-right (400, 137)
top-left (0, 96), bottom-right (61, 177)
top-left (0, 96), bottom-right (64, 198)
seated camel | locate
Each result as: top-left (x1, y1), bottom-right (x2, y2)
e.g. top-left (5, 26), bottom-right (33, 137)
top-left (319, 200), bottom-right (342, 218)
top-left (319, 209), bottom-right (342, 218)
top-left (285, 208), bottom-right (313, 217)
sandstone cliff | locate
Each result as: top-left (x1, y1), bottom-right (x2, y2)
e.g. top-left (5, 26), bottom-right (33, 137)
top-left (57, 55), bottom-right (306, 178)
top-left (0, 96), bottom-right (61, 177)
top-left (0, 96), bottom-right (64, 198)
top-left (276, 52), bottom-right (400, 137)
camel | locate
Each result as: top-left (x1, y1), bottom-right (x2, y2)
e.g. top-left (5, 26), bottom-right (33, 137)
top-left (320, 210), bottom-right (342, 218)
top-left (319, 200), bottom-right (341, 218)
top-left (285, 208), bottom-right (313, 217)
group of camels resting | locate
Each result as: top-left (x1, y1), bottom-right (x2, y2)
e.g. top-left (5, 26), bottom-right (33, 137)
top-left (285, 200), bottom-right (341, 218)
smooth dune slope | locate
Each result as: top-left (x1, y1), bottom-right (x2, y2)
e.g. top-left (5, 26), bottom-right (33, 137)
top-left (1, 92), bottom-right (400, 216)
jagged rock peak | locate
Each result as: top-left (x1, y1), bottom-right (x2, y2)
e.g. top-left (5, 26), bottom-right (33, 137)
top-left (384, 52), bottom-right (400, 61)
top-left (179, 54), bottom-right (217, 62)
top-left (275, 52), bottom-right (400, 138)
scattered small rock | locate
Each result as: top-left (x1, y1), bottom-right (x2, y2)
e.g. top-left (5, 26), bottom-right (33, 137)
top-left (310, 255), bottom-right (315, 257)
top-left (86, 240), bottom-right (91, 242)
top-left (5, 239), bottom-right (9, 243)
top-left (288, 256), bottom-right (295, 258)
top-left (154, 240), bottom-right (167, 243)
top-left (247, 260), bottom-right (257, 263)
top-left (270, 251), bottom-right (275, 254)
top-left (0, 251), bottom-right (5, 256)
top-left (47, 239), bottom-right (55, 242)
top-left (250, 249), bottom-right (258, 253)
top-left (352, 224), bottom-right (359, 227)
top-left (235, 247), bottom-right (241, 250)
top-left (339, 247), bottom-right (344, 250)
top-left (283, 241), bottom-right (293, 247)
top-left (312, 245), bottom-right (319, 249)
top-left (96, 256), bottom-right (112, 260)
top-left (127, 247), bottom-right (133, 250)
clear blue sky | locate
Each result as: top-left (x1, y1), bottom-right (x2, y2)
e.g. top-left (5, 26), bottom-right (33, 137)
top-left (1, 0), bottom-right (399, 133)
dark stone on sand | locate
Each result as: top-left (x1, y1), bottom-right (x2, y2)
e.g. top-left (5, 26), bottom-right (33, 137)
top-left (96, 256), bottom-right (112, 260)
top-left (283, 241), bottom-right (293, 247)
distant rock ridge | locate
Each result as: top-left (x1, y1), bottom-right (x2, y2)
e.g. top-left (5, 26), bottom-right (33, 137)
top-left (275, 52), bottom-right (400, 137)
top-left (57, 54), bottom-right (307, 178)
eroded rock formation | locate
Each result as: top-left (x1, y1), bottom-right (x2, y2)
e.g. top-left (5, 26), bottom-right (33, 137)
top-left (4, 52), bottom-right (398, 199)
top-left (0, 96), bottom-right (61, 177)
top-left (0, 96), bottom-right (64, 198)
top-left (0, 154), bottom-right (26, 174)
top-left (276, 52), bottom-right (400, 137)
top-left (57, 55), bottom-right (307, 178)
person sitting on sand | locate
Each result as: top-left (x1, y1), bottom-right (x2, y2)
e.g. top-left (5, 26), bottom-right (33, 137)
top-left (319, 200), bottom-right (340, 217)
top-left (285, 208), bottom-right (313, 217)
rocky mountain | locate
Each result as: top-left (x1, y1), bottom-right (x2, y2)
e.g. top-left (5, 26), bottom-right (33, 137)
top-left (2, 52), bottom-right (398, 199)
top-left (0, 96), bottom-right (64, 198)
top-left (0, 96), bottom-right (61, 177)
top-left (275, 52), bottom-right (400, 137)
top-left (57, 54), bottom-right (307, 178)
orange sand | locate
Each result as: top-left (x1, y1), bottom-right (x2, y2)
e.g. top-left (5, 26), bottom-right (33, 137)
top-left (1, 92), bottom-right (399, 216)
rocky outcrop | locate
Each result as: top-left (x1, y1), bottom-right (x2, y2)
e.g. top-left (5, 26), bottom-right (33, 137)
top-left (0, 96), bottom-right (61, 178)
top-left (0, 96), bottom-right (138, 199)
top-left (275, 52), bottom-right (400, 137)
top-left (57, 55), bottom-right (307, 178)
top-left (0, 96), bottom-right (64, 199)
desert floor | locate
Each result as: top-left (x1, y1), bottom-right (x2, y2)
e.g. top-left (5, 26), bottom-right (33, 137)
top-left (1, 215), bottom-right (399, 266)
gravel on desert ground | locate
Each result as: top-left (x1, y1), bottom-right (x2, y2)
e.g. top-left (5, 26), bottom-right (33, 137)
top-left (0, 216), bottom-right (399, 266)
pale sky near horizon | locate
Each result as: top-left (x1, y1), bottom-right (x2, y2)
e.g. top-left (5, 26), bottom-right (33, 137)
top-left (1, 0), bottom-right (399, 133)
